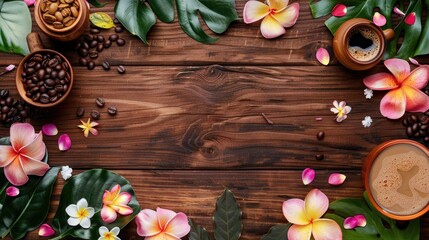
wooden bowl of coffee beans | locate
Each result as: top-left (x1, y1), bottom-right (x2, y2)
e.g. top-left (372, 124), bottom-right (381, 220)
top-left (16, 33), bottom-right (74, 108)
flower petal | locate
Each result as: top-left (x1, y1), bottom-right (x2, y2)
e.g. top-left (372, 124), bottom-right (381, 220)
top-left (112, 204), bottom-right (134, 215)
top-left (268, 0), bottom-right (290, 11)
top-left (115, 192), bottom-right (132, 205)
top-left (99, 226), bottom-right (109, 236)
top-left (328, 173), bottom-right (346, 185)
top-left (384, 58), bottom-right (410, 83)
top-left (157, 207), bottom-right (177, 227)
top-left (19, 155), bottom-right (49, 176)
top-left (24, 0), bottom-right (35, 6)
top-left (110, 184), bottom-right (121, 198)
top-left (6, 186), bottom-right (19, 196)
top-left (136, 209), bottom-right (162, 237)
top-left (302, 168), bottom-right (315, 185)
top-left (101, 205), bottom-right (118, 223)
top-left (312, 219), bottom-right (342, 240)
top-left (343, 216), bottom-right (358, 229)
top-left (0, 145), bottom-right (18, 167)
top-left (354, 214), bottom-right (367, 227)
top-left (111, 227), bottom-right (120, 235)
top-left (402, 86), bottom-right (429, 112)
top-left (331, 4), bottom-right (347, 17)
top-left (77, 198), bottom-right (88, 209)
top-left (67, 217), bottom-right (80, 226)
top-left (38, 223), bottom-right (56, 237)
top-left (405, 12), bottom-right (416, 25)
top-left (20, 132), bottom-right (46, 161)
top-left (304, 189), bottom-right (329, 220)
top-left (58, 134), bottom-right (72, 151)
top-left (146, 233), bottom-right (178, 240)
top-left (282, 198), bottom-right (310, 225)
top-left (363, 73), bottom-right (399, 90)
top-left (260, 14), bottom-right (286, 39)
top-left (380, 88), bottom-right (406, 119)
top-left (316, 48), bottom-right (330, 66)
top-left (10, 123), bottom-right (36, 152)
top-left (243, 1), bottom-right (269, 24)
top-left (86, 207), bottom-right (95, 218)
top-left (89, 128), bottom-right (99, 136)
top-left (272, 3), bottom-right (300, 28)
top-left (394, 7), bottom-right (405, 16)
top-left (402, 65), bottom-right (429, 89)
top-left (4, 158), bottom-right (28, 186)
top-left (66, 204), bottom-right (78, 218)
top-left (164, 212), bottom-right (191, 238)
top-left (80, 217), bottom-right (91, 228)
top-left (42, 124), bottom-right (58, 136)
top-left (5, 64), bottom-right (16, 72)
top-left (287, 223), bottom-right (312, 240)
top-left (373, 12), bottom-right (386, 27)
top-left (333, 100), bottom-right (339, 109)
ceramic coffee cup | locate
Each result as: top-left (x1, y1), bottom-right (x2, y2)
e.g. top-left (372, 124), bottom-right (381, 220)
top-left (333, 18), bottom-right (395, 71)
top-left (362, 139), bottom-right (429, 220)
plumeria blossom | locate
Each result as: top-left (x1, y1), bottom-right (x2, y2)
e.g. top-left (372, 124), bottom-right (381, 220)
top-left (328, 173), bottom-right (346, 185)
top-left (61, 165), bottom-right (73, 180)
top-left (330, 100), bottom-right (351, 122)
top-left (38, 223), bottom-right (56, 237)
top-left (0, 123), bottom-right (49, 186)
top-left (101, 184), bottom-right (133, 223)
top-left (6, 186), bottom-right (19, 197)
top-left (373, 12), bottom-right (386, 27)
top-left (362, 116), bottom-right (373, 127)
top-left (331, 4), bottom-right (347, 17)
top-left (243, 0), bottom-right (300, 39)
top-left (344, 214), bottom-right (367, 229)
top-left (302, 168), bottom-right (315, 185)
top-left (363, 59), bottom-right (429, 119)
top-left (316, 48), bottom-right (330, 66)
top-left (66, 198), bottom-right (95, 228)
top-left (136, 207), bottom-right (191, 239)
top-left (99, 226), bottom-right (121, 240)
top-left (364, 88), bottom-right (373, 99)
top-left (283, 189), bottom-right (342, 240)
top-left (78, 118), bottom-right (99, 137)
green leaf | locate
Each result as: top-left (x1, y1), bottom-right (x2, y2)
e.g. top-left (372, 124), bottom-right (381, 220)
top-left (260, 224), bottom-right (291, 240)
top-left (51, 169), bottom-right (140, 240)
top-left (90, 12), bottom-right (115, 29)
top-left (0, 0), bottom-right (31, 55)
top-left (213, 188), bottom-right (242, 240)
top-left (326, 192), bottom-right (420, 240)
top-left (87, 0), bottom-right (106, 8)
top-left (114, 0), bottom-right (156, 44)
top-left (415, 0), bottom-right (429, 55)
top-left (147, 0), bottom-right (175, 23)
top-left (396, 0), bottom-right (422, 59)
top-left (189, 218), bottom-right (212, 240)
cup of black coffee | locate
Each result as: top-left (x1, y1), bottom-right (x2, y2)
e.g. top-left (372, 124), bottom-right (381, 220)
top-left (333, 18), bottom-right (394, 71)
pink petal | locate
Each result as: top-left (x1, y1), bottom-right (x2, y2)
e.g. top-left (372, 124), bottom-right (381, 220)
top-left (328, 173), bottom-right (346, 185)
top-left (287, 224), bottom-right (312, 240)
top-left (38, 223), bottom-right (56, 237)
top-left (260, 14), bottom-right (286, 39)
top-left (112, 204), bottom-right (134, 216)
top-left (402, 65), bottom-right (429, 89)
top-left (10, 123), bottom-right (36, 152)
top-left (243, 0), bottom-right (269, 24)
top-left (331, 4), bottom-right (347, 17)
top-left (20, 132), bottom-right (46, 161)
top-left (6, 186), bottom-right (19, 196)
top-left (405, 12), bottom-right (416, 25)
top-left (110, 184), bottom-right (121, 197)
top-left (58, 134), bottom-right (72, 151)
top-left (0, 145), bottom-right (18, 167)
top-left (394, 7), bottom-right (405, 16)
top-left (316, 48), bottom-right (330, 66)
top-left (24, 0), bottom-right (35, 6)
top-left (272, 3), bottom-right (300, 28)
top-left (315, 117), bottom-right (323, 121)
top-left (19, 155), bottom-right (49, 176)
top-left (115, 192), bottom-right (132, 205)
top-left (409, 57), bottom-right (420, 66)
top-left (343, 216), bottom-right (358, 229)
top-left (268, 0), bottom-right (290, 11)
top-left (5, 64), bottom-right (16, 72)
top-left (89, 128), bottom-right (98, 136)
top-left (373, 12), bottom-right (386, 27)
top-left (136, 209), bottom-right (162, 237)
top-left (164, 212), bottom-right (191, 238)
top-left (302, 168), bottom-right (315, 185)
top-left (101, 205), bottom-right (118, 223)
top-left (304, 189), bottom-right (329, 220)
top-left (42, 124), bottom-right (58, 136)
top-left (4, 158), bottom-right (28, 186)
top-left (402, 86), bottom-right (429, 112)
top-left (282, 198), bottom-right (310, 225)
top-left (312, 219), bottom-right (342, 240)
top-left (384, 59), bottom-right (410, 83)
top-left (363, 73), bottom-right (398, 90)
top-left (157, 207), bottom-right (177, 227)
top-left (354, 214), bottom-right (367, 227)
top-left (380, 88), bottom-right (406, 119)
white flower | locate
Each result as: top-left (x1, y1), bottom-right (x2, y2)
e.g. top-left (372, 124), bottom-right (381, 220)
top-left (330, 100), bottom-right (351, 122)
top-left (66, 198), bottom-right (94, 228)
top-left (364, 88), bottom-right (373, 99)
top-left (61, 166), bottom-right (73, 180)
top-left (98, 226), bottom-right (121, 240)
top-left (362, 116), bottom-right (373, 127)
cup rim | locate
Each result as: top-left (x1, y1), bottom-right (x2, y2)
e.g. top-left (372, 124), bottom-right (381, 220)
top-left (36, 0), bottom-right (83, 33)
top-left (363, 139), bottom-right (429, 220)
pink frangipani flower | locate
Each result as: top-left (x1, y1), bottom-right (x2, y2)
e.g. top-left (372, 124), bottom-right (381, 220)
top-left (363, 59), bottom-right (429, 119)
top-left (283, 189), bottom-right (342, 240)
top-left (330, 100), bottom-right (351, 122)
top-left (302, 168), bottom-right (315, 185)
top-left (136, 207), bottom-right (191, 239)
top-left (243, 0), bottom-right (300, 39)
top-left (0, 123), bottom-right (49, 186)
top-left (331, 4), bottom-right (347, 17)
top-left (38, 223), bottom-right (56, 237)
top-left (101, 184), bottom-right (133, 223)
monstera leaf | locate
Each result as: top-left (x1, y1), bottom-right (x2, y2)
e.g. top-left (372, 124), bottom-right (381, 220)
top-left (325, 192), bottom-right (420, 240)
top-left (0, 0), bottom-right (31, 55)
top-left (260, 224), bottom-right (291, 240)
top-left (188, 219), bottom-right (211, 240)
top-left (51, 169), bottom-right (140, 240)
top-left (309, 0), bottom-right (429, 59)
top-left (115, 0), bottom-right (238, 44)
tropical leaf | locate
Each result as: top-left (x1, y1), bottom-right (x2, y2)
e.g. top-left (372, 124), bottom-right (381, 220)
top-left (260, 224), bottom-right (291, 240)
top-left (87, 0), bottom-right (106, 8)
top-left (51, 169), bottom-right (140, 240)
top-left (147, 0), bottom-right (175, 23)
top-left (326, 192), bottom-right (420, 240)
top-left (189, 218), bottom-right (212, 240)
top-left (0, 0), bottom-right (31, 55)
top-left (213, 188), bottom-right (242, 240)
top-left (90, 12), bottom-right (115, 29)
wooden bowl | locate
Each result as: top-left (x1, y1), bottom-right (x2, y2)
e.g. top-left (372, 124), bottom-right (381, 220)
top-left (16, 33), bottom-right (74, 108)
top-left (362, 139), bottom-right (429, 220)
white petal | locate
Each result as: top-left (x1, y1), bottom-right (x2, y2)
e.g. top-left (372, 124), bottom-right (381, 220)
top-left (86, 207), bottom-right (95, 218)
top-left (80, 217), bottom-right (91, 229)
top-left (111, 227), bottom-right (120, 235)
top-left (66, 204), bottom-right (78, 217)
top-left (99, 226), bottom-right (109, 236)
top-left (67, 217), bottom-right (80, 226)
top-left (77, 198), bottom-right (88, 209)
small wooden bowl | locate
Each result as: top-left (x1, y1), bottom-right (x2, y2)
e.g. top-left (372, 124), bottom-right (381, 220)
top-left (362, 139), bottom-right (429, 220)
top-left (16, 33), bottom-right (74, 108)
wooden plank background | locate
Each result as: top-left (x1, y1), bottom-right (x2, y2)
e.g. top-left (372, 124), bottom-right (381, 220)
top-left (0, 0), bottom-right (428, 239)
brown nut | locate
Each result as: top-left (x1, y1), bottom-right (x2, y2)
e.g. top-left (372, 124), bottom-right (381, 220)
top-left (40, 0), bottom-right (49, 12)
top-left (72, 0), bottom-right (79, 9)
top-left (54, 11), bottom-right (63, 22)
top-left (52, 21), bottom-right (64, 29)
top-left (63, 16), bottom-right (75, 27)
top-left (70, 6), bottom-right (78, 17)
top-left (58, 3), bottom-right (69, 8)
top-left (60, 0), bottom-right (66, 3)
top-left (48, 2), bottom-right (58, 14)
top-left (65, 0), bottom-right (74, 3)
top-left (43, 13), bottom-right (57, 23)
top-left (61, 7), bottom-right (71, 17)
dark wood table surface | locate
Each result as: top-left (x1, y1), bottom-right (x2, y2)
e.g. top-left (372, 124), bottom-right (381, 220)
top-left (0, 0), bottom-right (428, 239)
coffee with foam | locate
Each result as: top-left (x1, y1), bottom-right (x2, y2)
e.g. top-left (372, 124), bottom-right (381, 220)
top-left (347, 27), bottom-right (381, 62)
top-left (369, 144), bottom-right (429, 215)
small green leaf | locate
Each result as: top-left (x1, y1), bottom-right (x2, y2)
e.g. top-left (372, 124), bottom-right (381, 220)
top-left (114, 0), bottom-right (156, 44)
top-left (189, 218), bottom-right (211, 240)
top-left (87, 0), bottom-right (106, 8)
top-left (213, 188), bottom-right (242, 240)
top-left (260, 224), bottom-right (291, 240)
top-left (147, 0), bottom-right (175, 23)
top-left (89, 12), bottom-right (115, 29)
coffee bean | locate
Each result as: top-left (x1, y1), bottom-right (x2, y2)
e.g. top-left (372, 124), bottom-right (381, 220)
top-left (424, 136), bottom-right (429, 142)
top-left (107, 106), bottom-right (117, 115)
top-left (402, 118), bottom-right (409, 126)
top-left (425, 111), bottom-right (429, 116)
top-left (411, 115), bottom-right (419, 123)
top-left (316, 131), bottom-right (325, 140)
top-left (82, 42), bottom-right (90, 49)
top-left (406, 126), bottom-right (414, 137)
top-left (90, 110), bottom-right (100, 120)
top-left (97, 35), bottom-right (105, 42)
top-left (113, 18), bottom-right (120, 24)
top-left (103, 40), bottom-right (112, 48)
top-left (90, 40), bottom-right (98, 48)
top-left (117, 65), bottom-right (126, 74)
top-left (89, 50), bottom-right (98, 59)
top-left (87, 61), bottom-right (95, 70)
top-left (90, 28), bottom-right (101, 34)
top-left (109, 34), bottom-right (118, 42)
top-left (95, 97), bottom-right (105, 107)
top-left (0, 90), bottom-right (9, 99)
top-left (78, 48), bottom-right (88, 57)
top-left (412, 123), bottom-right (419, 133)
top-left (114, 26), bottom-right (124, 33)
top-left (40, 94), bottom-right (50, 103)
top-left (102, 61), bottom-right (110, 70)
top-left (96, 43), bottom-right (104, 52)
top-left (84, 34), bottom-right (93, 42)
top-left (116, 38), bottom-right (126, 46)
top-left (315, 154), bottom-right (324, 161)
top-left (76, 107), bottom-right (85, 117)
top-left (74, 42), bottom-right (82, 50)
top-left (79, 57), bottom-right (88, 66)
top-left (48, 58), bottom-right (59, 68)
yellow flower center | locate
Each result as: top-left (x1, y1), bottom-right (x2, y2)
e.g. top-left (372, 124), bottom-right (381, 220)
top-left (78, 209), bottom-right (89, 220)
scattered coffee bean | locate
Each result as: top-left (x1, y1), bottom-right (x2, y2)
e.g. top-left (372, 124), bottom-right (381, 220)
top-left (117, 65), bottom-right (126, 74)
top-left (113, 18), bottom-right (120, 24)
top-left (76, 107), bottom-right (85, 117)
top-left (114, 26), bottom-right (124, 33)
top-left (89, 40), bottom-right (98, 48)
top-left (90, 28), bottom-right (101, 34)
top-left (316, 131), bottom-right (325, 140)
top-left (89, 50), bottom-right (98, 59)
top-left (87, 61), bottom-right (95, 70)
top-left (78, 48), bottom-right (88, 57)
top-left (95, 97), bottom-right (105, 108)
top-left (315, 154), bottom-right (324, 161)
top-left (90, 110), bottom-right (100, 120)
top-left (109, 34), bottom-right (118, 42)
top-left (0, 89), bottom-right (9, 99)
top-left (96, 43), bottom-right (104, 52)
top-left (107, 106), bottom-right (117, 116)
top-left (79, 57), bottom-right (88, 66)
top-left (102, 61), bottom-right (110, 70)
top-left (103, 40), bottom-right (112, 49)
top-left (96, 35), bottom-right (105, 42)
top-left (116, 38), bottom-right (126, 46)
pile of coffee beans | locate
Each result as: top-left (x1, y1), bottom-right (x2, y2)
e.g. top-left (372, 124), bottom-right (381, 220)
top-left (21, 52), bottom-right (71, 104)
top-left (0, 90), bottom-right (31, 125)
top-left (403, 114), bottom-right (429, 143)
top-left (40, 0), bottom-right (80, 29)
